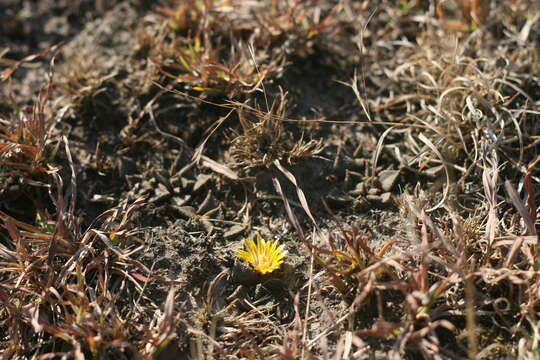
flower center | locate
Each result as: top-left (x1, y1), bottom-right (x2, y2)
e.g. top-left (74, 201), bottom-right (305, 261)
top-left (254, 253), bottom-right (273, 270)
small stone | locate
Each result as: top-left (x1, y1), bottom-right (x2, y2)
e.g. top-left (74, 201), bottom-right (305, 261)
top-left (151, 183), bottom-right (170, 203)
top-left (326, 195), bottom-right (354, 208)
top-left (201, 219), bottom-right (214, 232)
top-left (193, 174), bottom-right (212, 192)
top-left (354, 182), bottom-right (366, 195)
top-left (425, 165), bottom-right (443, 178)
top-left (224, 224), bottom-right (247, 239)
top-left (90, 194), bottom-right (115, 203)
top-left (172, 195), bottom-right (190, 207)
top-left (366, 194), bottom-right (381, 202)
top-left (379, 169), bottom-right (400, 192)
top-left (176, 206), bottom-right (197, 219)
top-left (380, 192), bottom-right (392, 204)
top-left (181, 178), bottom-right (193, 189)
top-left (366, 192), bottom-right (393, 207)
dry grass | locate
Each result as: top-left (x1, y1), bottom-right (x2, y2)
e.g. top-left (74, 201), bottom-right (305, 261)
top-left (228, 92), bottom-right (324, 171)
top-left (0, 54), bottom-right (58, 179)
top-left (2, 0), bottom-right (540, 359)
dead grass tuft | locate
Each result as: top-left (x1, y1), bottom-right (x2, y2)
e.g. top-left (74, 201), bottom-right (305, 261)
top-left (151, 0), bottom-right (351, 98)
top-left (228, 92), bottom-right (323, 171)
top-left (0, 51), bottom-right (185, 358)
top-left (0, 57), bottom-right (57, 178)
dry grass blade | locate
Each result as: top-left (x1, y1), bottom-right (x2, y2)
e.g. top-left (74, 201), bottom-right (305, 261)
top-left (342, 70), bottom-right (372, 123)
top-left (504, 236), bottom-right (525, 268)
top-left (523, 155), bottom-right (540, 224)
top-left (482, 150), bottom-right (499, 261)
top-left (0, 44), bottom-right (61, 82)
top-left (417, 133), bottom-right (451, 212)
top-left (505, 180), bottom-right (536, 236)
top-left (192, 109), bottom-right (235, 163)
top-left (371, 126), bottom-right (395, 177)
top-left (201, 156), bottom-right (239, 181)
top-left (272, 159), bottom-right (324, 359)
top-left (272, 176), bottom-right (304, 240)
top-left (273, 159), bottom-right (319, 233)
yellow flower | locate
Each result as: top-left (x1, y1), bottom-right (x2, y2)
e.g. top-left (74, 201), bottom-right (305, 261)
top-left (235, 235), bottom-right (286, 274)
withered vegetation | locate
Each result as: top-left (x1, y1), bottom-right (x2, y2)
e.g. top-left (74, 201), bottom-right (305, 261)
top-left (1, 0), bottom-right (540, 359)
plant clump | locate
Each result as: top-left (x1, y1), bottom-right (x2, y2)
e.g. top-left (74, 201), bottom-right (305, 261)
top-left (228, 92), bottom-right (324, 171)
top-left (152, 0), bottom-right (351, 98)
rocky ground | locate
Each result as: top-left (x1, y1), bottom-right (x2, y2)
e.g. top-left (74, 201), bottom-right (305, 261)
top-left (1, 1), bottom-right (540, 359)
